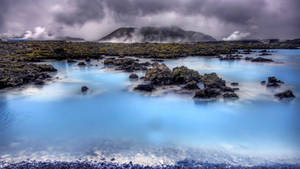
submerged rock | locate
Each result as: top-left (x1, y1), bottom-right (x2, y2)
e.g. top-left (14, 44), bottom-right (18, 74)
top-left (78, 62), bottom-right (86, 66)
top-left (134, 84), bottom-right (155, 92)
top-left (275, 90), bottom-right (295, 99)
top-left (251, 57), bottom-right (273, 62)
top-left (129, 73), bottom-right (139, 79)
top-left (81, 86), bottom-right (89, 93)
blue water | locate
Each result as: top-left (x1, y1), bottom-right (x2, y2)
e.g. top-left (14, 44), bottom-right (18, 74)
top-left (0, 50), bottom-right (300, 166)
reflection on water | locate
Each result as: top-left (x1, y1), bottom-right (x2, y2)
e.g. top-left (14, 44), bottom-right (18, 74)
top-left (0, 49), bottom-right (300, 166)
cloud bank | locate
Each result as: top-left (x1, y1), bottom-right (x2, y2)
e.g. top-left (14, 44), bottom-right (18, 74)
top-left (0, 0), bottom-right (299, 41)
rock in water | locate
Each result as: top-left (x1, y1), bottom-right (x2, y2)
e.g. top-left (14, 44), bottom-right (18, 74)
top-left (183, 81), bottom-right (200, 90)
top-left (172, 66), bottom-right (202, 84)
top-left (145, 63), bottom-right (172, 85)
top-left (134, 84), bottom-right (155, 92)
top-left (267, 76), bottom-right (284, 87)
top-left (194, 88), bottom-right (221, 99)
top-left (78, 62), bottom-right (86, 66)
top-left (275, 90), bottom-right (295, 99)
top-left (223, 92), bottom-right (239, 99)
top-left (81, 86), bottom-right (89, 93)
top-left (251, 57), bottom-right (273, 62)
top-left (129, 73), bottom-right (139, 79)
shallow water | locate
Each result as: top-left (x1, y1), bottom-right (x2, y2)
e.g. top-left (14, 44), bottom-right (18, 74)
top-left (0, 50), bottom-right (300, 166)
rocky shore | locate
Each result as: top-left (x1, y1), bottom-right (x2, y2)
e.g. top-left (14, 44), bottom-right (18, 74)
top-left (1, 160), bottom-right (299, 169)
top-left (0, 61), bottom-right (57, 89)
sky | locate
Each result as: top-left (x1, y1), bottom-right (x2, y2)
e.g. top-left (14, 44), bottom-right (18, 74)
top-left (0, 0), bottom-right (299, 41)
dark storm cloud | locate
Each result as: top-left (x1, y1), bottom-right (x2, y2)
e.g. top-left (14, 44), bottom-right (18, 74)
top-left (1, 0), bottom-right (300, 40)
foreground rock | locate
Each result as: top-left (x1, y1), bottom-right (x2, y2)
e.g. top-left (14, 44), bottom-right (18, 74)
top-left (81, 86), bottom-right (89, 93)
top-left (266, 76), bottom-right (284, 87)
top-left (275, 90), bottom-right (295, 99)
top-left (251, 57), bottom-right (273, 62)
top-left (104, 57), bottom-right (150, 72)
top-left (134, 84), bottom-right (155, 92)
top-left (0, 61), bottom-right (57, 89)
top-left (145, 63), bottom-right (173, 85)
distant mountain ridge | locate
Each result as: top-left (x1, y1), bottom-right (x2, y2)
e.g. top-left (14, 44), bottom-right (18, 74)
top-left (99, 26), bottom-right (216, 43)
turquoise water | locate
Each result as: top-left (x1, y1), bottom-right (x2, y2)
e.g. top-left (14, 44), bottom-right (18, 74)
top-left (0, 50), bottom-right (300, 166)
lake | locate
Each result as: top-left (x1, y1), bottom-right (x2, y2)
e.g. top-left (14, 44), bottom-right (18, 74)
top-left (0, 49), bottom-right (300, 167)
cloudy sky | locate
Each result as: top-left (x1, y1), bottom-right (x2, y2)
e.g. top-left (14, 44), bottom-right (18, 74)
top-left (0, 0), bottom-right (299, 40)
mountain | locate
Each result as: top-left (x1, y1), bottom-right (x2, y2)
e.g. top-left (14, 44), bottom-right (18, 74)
top-left (99, 26), bottom-right (216, 43)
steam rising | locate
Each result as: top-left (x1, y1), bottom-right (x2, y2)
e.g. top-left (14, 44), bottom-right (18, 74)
top-left (223, 31), bottom-right (251, 41)
top-left (23, 27), bottom-right (54, 40)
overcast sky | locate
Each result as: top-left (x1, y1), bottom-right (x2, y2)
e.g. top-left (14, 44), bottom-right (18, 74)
top-left (0, 0), bottom-right (299, 40)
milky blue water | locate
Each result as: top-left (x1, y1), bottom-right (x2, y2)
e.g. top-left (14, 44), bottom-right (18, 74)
top-left (0, 50), bottom-right (300, 166)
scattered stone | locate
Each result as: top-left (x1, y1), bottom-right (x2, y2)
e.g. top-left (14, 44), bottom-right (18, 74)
top-left (231, 82), bottom-right (239, 86)
top-left (267, 76), bottom-right (284, 87)
top-left (81, 86), bottom-right (89, 93)
top-left (275, 90), bottom-right (295, 99)
top-left (78, 62), bottom-right (86, 66)
top-left (134, 84), bottom-right (155, 92)
top-left (129, 73), bottom-right (139, 79)
top-left (251, 57), bottom-right (273, 62)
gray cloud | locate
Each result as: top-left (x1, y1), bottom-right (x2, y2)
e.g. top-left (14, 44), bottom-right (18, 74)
top-left (0, 0), bottom-right (299, 40)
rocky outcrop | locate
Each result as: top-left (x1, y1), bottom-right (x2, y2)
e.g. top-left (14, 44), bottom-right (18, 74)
top-left (104, 57), bottom-right (150, 72)
top-left (145, 63), bottom-right (173, 85)
top-left (275, 90), bottom-right (295, 99)
top-left (134, 84), bottom-right (155, 92)
top-left (183, 81), bottom-right (200, 90)
top-left (172, 66), bottom-right (202, 84)
top-left (0, 61), bottom-right (57, 89)
top-left (194, 88), bottom-right (221, 99)
top-left (81, 86), bottom-right (89, 93)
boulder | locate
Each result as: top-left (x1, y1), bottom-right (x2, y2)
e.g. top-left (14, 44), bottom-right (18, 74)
top-left (183, 81), bottom-right (199, 90)
top-left (200, 73), bottom-right (226, 89)
top-left (81, 86), bottom-right (89, 93)
top-left (78, 62), bottom-right (86, 66)
top-left (267, 76), bottom-right (284, 87)
top-left (145, 63), bottom-right (172, 85)
top-left (172, 66), bottom-right (202, 84)
top-left (38, 64), bottom-right (57, 72)
top-left (129, 73), bottom-right (139, 79)
top-left (134, 84), bottom-right (155, 92)
top-left (231, 82), bottom-right (239, 86)
top-left (275, 90), bottom-right (295, 99)
top-left (194, 88), bottom-right (221, 99)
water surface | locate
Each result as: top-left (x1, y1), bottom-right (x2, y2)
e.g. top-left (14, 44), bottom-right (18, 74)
top-left (0, 50), bottom-right (300, 166)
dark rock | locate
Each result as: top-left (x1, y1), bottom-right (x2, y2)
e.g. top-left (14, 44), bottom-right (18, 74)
top-left (34, 79), bottom-right (45, 85)
top-left (78, 62), bottom-right (86, 66)
top-left (275, 90), bottom-right (295, 99)
top-left (260, 52), bottom-right (272, 56)
top-left (251, 57), bottom-right (273, 62)
top-left (223, 92), bottom-right (239, 99)
top-left (145, 63), bottom-right (172, 85)
top-left (81, 86), bottom-right (89, 92)
top-left (267, 76), bottom-right (284, 87)
top-left (200, 73), bottom-right (226, 89)
top-left (37, 64), bottom-right (57, 72)
top-left (129, 73), bottom-right (139, 79)
top-left (194, 88), bottom-right (221, 99)
top-left (104, 57), bottom-right (115, 65)
top-left (134, 84), bottom-right (155, 92)
top-left (85, 57), bottom-right (91, 62)
top-left (172, 66), bottom-right (202, 84)
top-left (221, 86), bottom-right (235, 92)
top-left (219, 54), bottom-right (242, 60)
top-left (104, 57), bottom-right (148, 72)
top-left (231, 82), bottom-right (239, 86)
top-left (261, 80), bottom-right (266, 85)
top-left (245, 57), bottom-right (253, 61)
top-left (67, 58), bottom-right (76, 63)
top-left (183, 81), bottom-right (199, 90)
